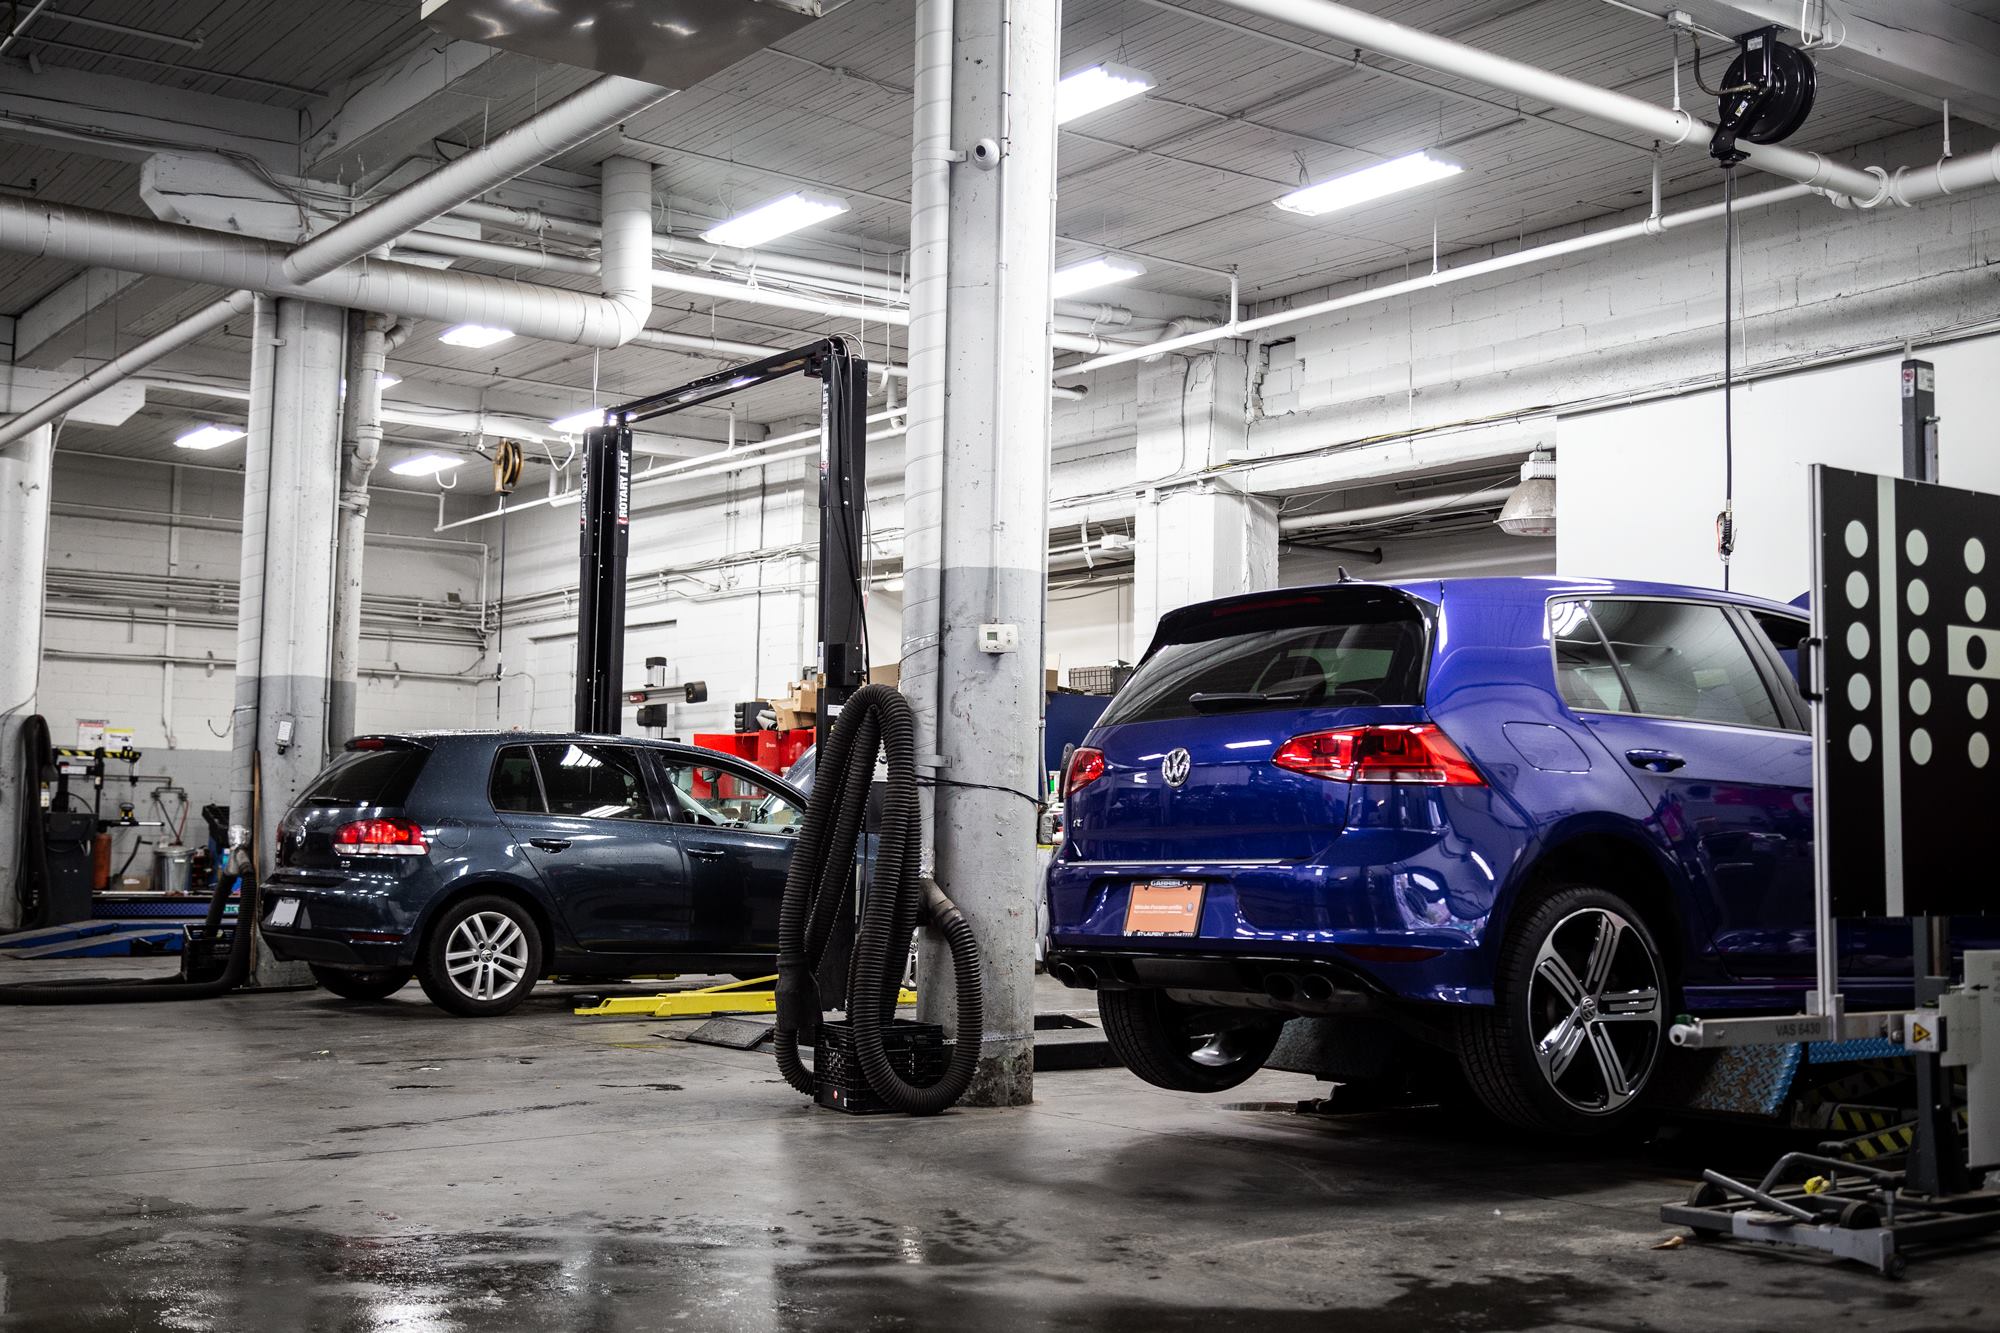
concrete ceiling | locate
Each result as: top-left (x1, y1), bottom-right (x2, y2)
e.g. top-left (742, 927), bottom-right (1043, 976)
top-left (1, 0), bottom-right (1984, 479)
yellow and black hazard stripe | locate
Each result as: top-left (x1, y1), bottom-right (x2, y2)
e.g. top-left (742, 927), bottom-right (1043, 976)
top-left (1831, 1107), bottom-right (1969, 1162)
top-left (1822, 1104), bottom-right (1901, 1135)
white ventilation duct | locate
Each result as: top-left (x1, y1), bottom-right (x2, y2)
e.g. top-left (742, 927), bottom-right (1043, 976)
top-left (0, 77), bottom-right (671, 447)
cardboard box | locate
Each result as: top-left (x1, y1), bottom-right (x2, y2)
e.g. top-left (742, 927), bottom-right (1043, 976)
top-left (867, 664), bottom-right (901, 688)
top-left (1047, 668), bottom-right (1060, 692)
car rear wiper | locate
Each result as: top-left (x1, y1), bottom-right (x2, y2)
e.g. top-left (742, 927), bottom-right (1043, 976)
top-left (1187, 690), bottom-right (1306, 712)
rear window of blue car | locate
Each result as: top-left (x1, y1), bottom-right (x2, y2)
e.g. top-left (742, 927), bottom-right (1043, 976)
top-left (1101, 591), bottom-right (1428, 726)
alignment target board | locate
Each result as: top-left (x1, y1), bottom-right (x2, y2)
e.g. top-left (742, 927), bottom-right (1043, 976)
top-left (1818, 466), bottom-right (1999, 918)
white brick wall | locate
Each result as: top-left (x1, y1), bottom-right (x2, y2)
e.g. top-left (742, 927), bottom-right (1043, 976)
top-left (37, 456), bottom-right (486, 812)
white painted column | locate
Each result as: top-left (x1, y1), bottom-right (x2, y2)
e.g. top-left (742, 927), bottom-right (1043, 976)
top-left (1132, 348), bottom-right (1278, 647)
top-left (0, 424), bottom-right (54, 930)
top-left (906, 0), bottom-right (1060, 1106)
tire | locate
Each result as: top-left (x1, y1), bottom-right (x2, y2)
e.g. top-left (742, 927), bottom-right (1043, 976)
top-left (1098, 988), bottom-right (1283, 1093)
top-left (417, 895), bottom-right (544, 1017)
top-left (1458, 883), bottom-right (1669, 1135)
top-left (310, 963), bottom-right (413, 1001)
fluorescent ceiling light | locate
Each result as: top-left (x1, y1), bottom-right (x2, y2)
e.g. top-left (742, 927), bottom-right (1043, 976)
top-left (1051, 255), bottom-right (1146, 299)
top-left (174, 424), bottom-right (245, 451)
top-left (1274, 149), bottom-right (1464, 217)
top-left (550, 407), bottom-right (606, 434)
top-left (701, 193), bottom-right (848, 250)
top-left (437, 324), bottom-right (514, 348)
top-left (378, 373), bottom-right (401, 389)
top-left (1057, 63), bottom-right (1153, 124)
top-left (389, 453), bottom-right (462, 477)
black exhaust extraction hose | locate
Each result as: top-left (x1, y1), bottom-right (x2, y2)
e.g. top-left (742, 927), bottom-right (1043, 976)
top-left (773, 684), bottom-right (983, 1114)
top-left (10, 714), bottom-right (54, 928)
top-left (0, 873), bottom-right (259, 1004)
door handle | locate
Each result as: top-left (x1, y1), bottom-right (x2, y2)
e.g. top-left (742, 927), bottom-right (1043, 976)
top-left (529, 837), bottom-right (572, 853)
top-left (1624, 748), bottom-right (1686, 773)
top-left (686, 846), bottom-right (725, 860)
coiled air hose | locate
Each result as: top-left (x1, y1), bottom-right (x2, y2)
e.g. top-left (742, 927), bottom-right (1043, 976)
top-left (773, 684), bottom-right (983, 1114)
top-left (1, 714), bottom-right (261, 1005)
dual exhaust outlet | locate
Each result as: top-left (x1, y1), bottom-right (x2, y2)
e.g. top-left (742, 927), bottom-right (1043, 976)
top-left (1048, 959), bottom-right (1338, 1004)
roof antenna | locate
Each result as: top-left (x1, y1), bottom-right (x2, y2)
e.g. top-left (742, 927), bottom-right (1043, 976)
top-left (1336, 566), bottom-right (1353, 583)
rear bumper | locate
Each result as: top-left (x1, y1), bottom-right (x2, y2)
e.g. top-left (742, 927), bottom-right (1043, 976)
top-left (1046, 947), bottom-right (1382, 1015)
top-left (258, 871), bottom-right (425, 969)
top-left (1044, 826), bottom-right (1513, 1007)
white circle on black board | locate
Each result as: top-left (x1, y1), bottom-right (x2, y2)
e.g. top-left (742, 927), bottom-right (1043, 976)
top-left (1974, 734), bottom-right (1991, 770)
top-left (1848, 725), bottom-right (1873, 763)
top-left (1907, 579), bottom-right (1929, 615)
top-left (1969, 538), bottom-right (1988, 575)
top-left (1911, 729), bottom-right (1933, 765)
top-left (1844, 520), bottom-right (1869, 558)
top-left (1971, 684), bottom-right (1990, 721)
top-left (1847, 623), bottom-right (1870, 658)
top-left (1846, 571), bottom-right (1869, 608)
top-left (1848, 675), bottom-right (1871, 710)
top-left (1909, 628), bottom-right (1931, 666)
top-left (1970, 587), bottom-right (1987, 622)
top-left (1907, 529), bottom-right (1929, 566)
top-left (1910, 678), bottom-right (1931, 715)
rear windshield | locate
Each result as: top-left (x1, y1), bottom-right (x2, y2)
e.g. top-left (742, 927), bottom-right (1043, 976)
top-left (1101, 594), bottom-right (1429, 726)
top-left (299, 748), bottom-right (427, 808)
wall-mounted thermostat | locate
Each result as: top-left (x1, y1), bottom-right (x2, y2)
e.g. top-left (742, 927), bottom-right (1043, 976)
top-left (977, 623), bottom-right (1019, 654)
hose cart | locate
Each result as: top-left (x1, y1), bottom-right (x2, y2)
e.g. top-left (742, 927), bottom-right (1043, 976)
top-left (773, 684), bottom-right (984, 1115)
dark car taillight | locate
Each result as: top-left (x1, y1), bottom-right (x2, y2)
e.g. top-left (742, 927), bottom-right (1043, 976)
top-left (334, 817), bottom-right (429, 856)
top-left (1065, 746), bottom-right (1106, 795)
top-left (1272, 725), bottom-right (1484, 786)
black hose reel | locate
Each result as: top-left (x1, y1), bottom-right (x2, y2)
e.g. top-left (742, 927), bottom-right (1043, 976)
top-left (772, 685), bottom-right (985, 1115)
top-left (1709, 26), bottom-right (1816, 166)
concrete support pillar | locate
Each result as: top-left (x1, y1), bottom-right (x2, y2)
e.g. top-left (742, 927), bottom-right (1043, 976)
top-left (330, 311), bottom-right (391, 747)
top-left (0, 424), bottom-right (54, 931)
top-left (905, 0), bottom-right (1060, 1106)
top-left (1132, 348), bottom-right (1277, 647)
top-left (257, 300), bottom-right (345, 858)
top-left (227, 298), bottom-right (343, 984)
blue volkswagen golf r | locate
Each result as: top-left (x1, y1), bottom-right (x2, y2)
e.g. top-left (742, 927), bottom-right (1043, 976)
top-left (260, 733), bottom-right (805, 1016)
top-left (1045, 577), bottom-right (1994, 1135)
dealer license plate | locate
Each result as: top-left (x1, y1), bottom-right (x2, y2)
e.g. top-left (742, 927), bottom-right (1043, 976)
top-left (268, 897), bottom-right (299, 928)
top-left (1124, 880), bottom-right (1204, 936)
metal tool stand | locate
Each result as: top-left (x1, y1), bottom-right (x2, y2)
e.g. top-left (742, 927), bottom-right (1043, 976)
top-left (1662, 451), bottom-right (2000, 1276)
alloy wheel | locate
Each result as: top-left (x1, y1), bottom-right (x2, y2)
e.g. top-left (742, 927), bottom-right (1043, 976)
top-left (445, 910), bottom-right (530, 1002)
top-left (1526, 907), bottom-right (1663, 1115)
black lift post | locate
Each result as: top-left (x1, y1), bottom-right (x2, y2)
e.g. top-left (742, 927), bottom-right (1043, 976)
top-left (570, 339), bottom-right (871, 734)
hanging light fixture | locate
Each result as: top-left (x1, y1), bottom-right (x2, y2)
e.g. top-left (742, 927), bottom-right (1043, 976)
top-left (1497, 449), bottom-right (1556, 537)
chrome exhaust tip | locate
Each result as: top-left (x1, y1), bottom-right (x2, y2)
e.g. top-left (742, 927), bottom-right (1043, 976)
top-left (1072, 963), bottom-right (1099, 990)
top-left (1298, 974), bottom-right (1334, 1003)
top-left (1263, 973), bottom-right (1298, 1002)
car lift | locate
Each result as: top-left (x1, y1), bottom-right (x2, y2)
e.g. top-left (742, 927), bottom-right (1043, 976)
top-left (572, 974), bottom-right (916, 1020)
top-left (571, 338), bottom-right (869, 736)
top-left (566, 338), bottom-right (872, 1022)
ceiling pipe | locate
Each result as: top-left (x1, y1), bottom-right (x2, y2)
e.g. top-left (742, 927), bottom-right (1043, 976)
top-left (446, 200), bottom-right (1138, 328)
top-left (1205, 0), bottom-right (1885, 202)
top-left (1277, 487), bottom-right (1505, 533)
top-left (283, 77), bottom-right (669, 284)
top-left (1062, 182), bottom-right (1815, 375)
top-left (0, 78), bottom-right (669, 447)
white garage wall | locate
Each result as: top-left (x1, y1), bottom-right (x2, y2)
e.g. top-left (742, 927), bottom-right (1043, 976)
top-left (1556, 331), bottom-right (2000, 601)
top-left (36, 454), bottom-right (487, 815)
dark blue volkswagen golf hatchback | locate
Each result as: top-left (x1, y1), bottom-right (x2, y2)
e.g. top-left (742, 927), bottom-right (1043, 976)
top-left (1045, 577), bottom-right (1991, 1134)
top-left (262, 732), bottom-right (804, 1015)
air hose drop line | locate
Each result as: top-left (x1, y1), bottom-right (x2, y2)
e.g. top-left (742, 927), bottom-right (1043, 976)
top-left (772, 684), bottom-right (984, 1114)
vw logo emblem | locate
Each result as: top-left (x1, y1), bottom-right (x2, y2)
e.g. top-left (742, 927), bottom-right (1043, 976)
top-left (1161, 748), bottom-right (1193, 787)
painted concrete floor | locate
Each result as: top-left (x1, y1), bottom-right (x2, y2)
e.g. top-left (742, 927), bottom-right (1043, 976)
top-left (1, 960), bottom-right (1993, 1331)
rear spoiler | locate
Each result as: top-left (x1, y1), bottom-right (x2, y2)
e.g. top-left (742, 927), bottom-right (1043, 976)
top-left (1144, 584), bottom-right (1433, 661)
top-left (344, 736), bottom-right (432, 752)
